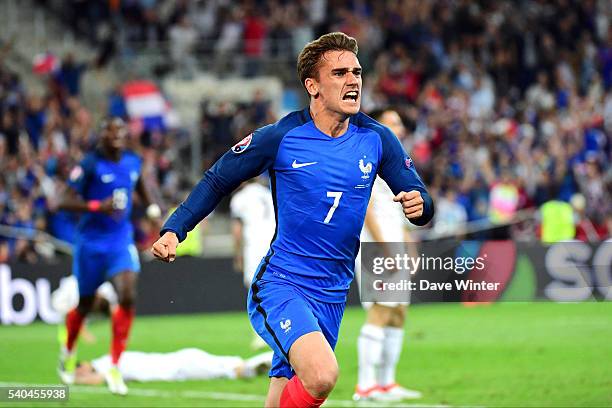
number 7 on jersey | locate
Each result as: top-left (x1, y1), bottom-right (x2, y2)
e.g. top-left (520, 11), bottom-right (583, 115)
top-left (324, 191), bottom-right (343, 223)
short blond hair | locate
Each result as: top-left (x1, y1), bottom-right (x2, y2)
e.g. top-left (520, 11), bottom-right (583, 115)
top-left (297, 32), bottom-right (358, 91)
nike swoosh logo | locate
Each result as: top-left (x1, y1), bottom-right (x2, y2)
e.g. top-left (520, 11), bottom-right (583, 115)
top-left (292, 160), bottom-right (318, 169)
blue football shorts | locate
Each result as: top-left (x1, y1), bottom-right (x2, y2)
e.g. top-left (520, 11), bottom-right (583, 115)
top-left (73, 240), bottom-right (141, 296)
top-left (247, 266), bottom-right (345, 379)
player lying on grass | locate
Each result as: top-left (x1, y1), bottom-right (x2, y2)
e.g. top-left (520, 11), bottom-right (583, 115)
top-left (50, 277), bottom-right (273, 387)
top-left (152, 32), bottom-right (433, 408)
top-left (56, 117), bottom-right (162, 396)
top-left (72, 348), bottom-right (273, 384)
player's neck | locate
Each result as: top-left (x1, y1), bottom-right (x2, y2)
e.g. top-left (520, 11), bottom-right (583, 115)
top-left (101, 146), bottom-right (121, 162)
top-left (309, 103), bottom-right (350, 138)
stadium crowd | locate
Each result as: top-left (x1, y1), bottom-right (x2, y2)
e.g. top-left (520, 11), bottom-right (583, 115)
top-left (0, 58), bottom-right (185, 263)
top-left (197, 0), bottom-right (612, 238)
top-left (1, 0), bottom-right (611, 262)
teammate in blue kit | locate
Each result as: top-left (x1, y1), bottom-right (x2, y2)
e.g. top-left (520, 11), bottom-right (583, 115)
top-left (152, 32), bottom-right (433, 407)
top-left (57, 117), bottom-right (161, 395)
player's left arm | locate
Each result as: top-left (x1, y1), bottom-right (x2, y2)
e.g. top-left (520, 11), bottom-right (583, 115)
top-left (377, 128), bottom-right (434, 226)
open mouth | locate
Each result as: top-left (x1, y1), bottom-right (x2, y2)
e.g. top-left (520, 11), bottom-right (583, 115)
top-left (342, 90), bottom-right (359, 102)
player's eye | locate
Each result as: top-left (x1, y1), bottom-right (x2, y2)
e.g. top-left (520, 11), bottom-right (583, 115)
top-left (333, 71), bottom-right (345, 77)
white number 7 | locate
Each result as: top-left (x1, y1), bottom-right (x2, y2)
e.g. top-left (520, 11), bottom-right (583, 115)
top-left (324, 191), bottom-right (343, 224)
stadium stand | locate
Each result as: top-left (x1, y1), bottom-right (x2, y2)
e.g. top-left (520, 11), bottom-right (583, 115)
top-left (0, 0), bottom-right (610, 263)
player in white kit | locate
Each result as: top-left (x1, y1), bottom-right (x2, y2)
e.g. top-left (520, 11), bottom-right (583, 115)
top-left (354, 109), bottom-right (423, 402)
top-left (230, 177), bottom-right (275, 348)
top-left (72, 348), bottom-right (273, 384)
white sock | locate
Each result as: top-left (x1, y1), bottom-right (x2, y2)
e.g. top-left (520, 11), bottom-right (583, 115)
top-left (379, 327), bottom-right (404, 387)
top-left (357, 324), bottom-right (385, 391)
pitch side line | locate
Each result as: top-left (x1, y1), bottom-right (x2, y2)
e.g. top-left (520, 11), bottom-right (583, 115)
top-left (0, 381), bottom-right (452, 407)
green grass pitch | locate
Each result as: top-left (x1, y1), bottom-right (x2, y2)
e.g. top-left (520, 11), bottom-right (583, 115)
top-left (1, 302), bottom-right (610, 407)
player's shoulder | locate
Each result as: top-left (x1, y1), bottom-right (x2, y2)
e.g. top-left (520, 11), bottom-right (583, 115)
top-left (121, 149), bottom-right (142, 161)
top-left (68, 151), bottom-right (99, 184)
top-left (239, 109), bottom-right (310, 156)
top-left (350, 111), bottom-right (395, 140)
top-left (256, 109), bottom-right (309, 140)
top-left (80, 151), bottom-right (100, 171)
top-left (121, 149), bottom-right (143, 166)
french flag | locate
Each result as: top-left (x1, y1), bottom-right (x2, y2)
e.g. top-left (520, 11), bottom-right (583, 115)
top-left (122, 80), bottom-right (178, 131)
top-left (32, 52), bottom-right (59, 75)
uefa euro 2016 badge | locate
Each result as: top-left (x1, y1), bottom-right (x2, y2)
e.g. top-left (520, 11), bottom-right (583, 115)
top-left (232, 133), bottom-right (253, 154)
top-left (69, 165), bottom-right (83, 182)
top-left (405, 157), bottom-right (413, 169)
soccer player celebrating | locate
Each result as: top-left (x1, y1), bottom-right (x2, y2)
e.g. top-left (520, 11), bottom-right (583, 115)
top-left (57, 117), bottom-right (161, 395)
top-left (152, 33), bottom-right (433, 407)
top-left (354, 109), bottom-right (422, 402)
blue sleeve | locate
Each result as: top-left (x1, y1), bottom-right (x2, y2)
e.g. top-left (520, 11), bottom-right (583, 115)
top-left (377, 127), bottom-right (434, 226)
top-left (162, 125), bottom-right (283, 242)
top-left (67, 154), bottom-right (97, 198)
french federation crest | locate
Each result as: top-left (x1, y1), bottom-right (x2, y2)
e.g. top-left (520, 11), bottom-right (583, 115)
top-left (359, 157), bottom-right (372, 179)
top-left (232, 133), bottom-right (253, 154)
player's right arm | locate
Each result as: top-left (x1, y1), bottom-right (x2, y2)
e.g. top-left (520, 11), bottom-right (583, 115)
top-left (153, 125), bottom-right (282, 262)
top-left (57, 156), bottom-right (114, 215)
top-left (57, 188), bottom-right (114, 214)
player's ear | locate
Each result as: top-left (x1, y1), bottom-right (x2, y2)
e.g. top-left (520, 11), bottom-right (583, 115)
top-left (305, 78), bottom-right (319, 98)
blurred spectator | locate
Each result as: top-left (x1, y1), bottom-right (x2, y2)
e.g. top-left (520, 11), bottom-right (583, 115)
top-left (56, 53), bottom-right (88, 97)
top-left (214, 7), bottom-right (244, 74)
top-left (574, 155), bottom-right (611, 224)
top-left (242, 7), bottom-right (267, 77)
top-left (526, 71), bottom-right (555, 111)
top-left (540, 194), bottom-right (575, 243)
top-left (433, 188), bottom-right (468, 236)
top-left (168, 16), bottom-right (197, 78)
top-left (3, 0), bottom-right (610, 262)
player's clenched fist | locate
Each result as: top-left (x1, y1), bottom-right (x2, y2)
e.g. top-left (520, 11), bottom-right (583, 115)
top-left (393, 190), bottom-right (424, 220)
top-left (151, 231), bottom-right (179, 263)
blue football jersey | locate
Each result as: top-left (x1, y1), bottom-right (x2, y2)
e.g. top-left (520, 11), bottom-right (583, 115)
top-left (163, 108), bottom-right (433, 301)
top-left (69, 150), bottom-right (142, 245)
